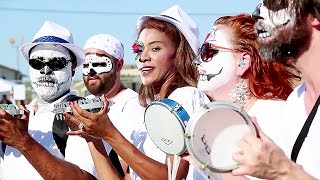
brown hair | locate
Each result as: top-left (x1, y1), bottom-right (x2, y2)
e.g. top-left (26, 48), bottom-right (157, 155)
top-left (263, 0), bottom-right (320, 23)
top-left (137, 18), bottom-right (198, 106)
top-left (214, 14), bottom-right (299, 100)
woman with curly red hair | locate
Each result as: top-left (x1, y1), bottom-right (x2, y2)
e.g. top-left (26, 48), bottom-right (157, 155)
top-left (192, 13), bottom-right (299, 179)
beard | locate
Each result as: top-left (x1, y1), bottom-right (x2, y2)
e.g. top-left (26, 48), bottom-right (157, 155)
top-left (84, 72), bottom-right (117, 96)
top-left (257, 20), bottom-right (312, 64)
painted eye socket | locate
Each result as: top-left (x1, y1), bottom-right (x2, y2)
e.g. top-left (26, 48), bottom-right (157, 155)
top-left (83, 63), bottom-right (89, 68)
top-left (92, 62), bottom-right (107, 67)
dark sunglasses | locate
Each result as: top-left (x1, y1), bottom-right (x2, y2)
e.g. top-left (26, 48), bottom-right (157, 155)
top-left (83, 62), bottom-right (107, 68)
top-left (29, 58), bottom-right (71, 71)
top-left (200, 43), bottom-right (236, 62)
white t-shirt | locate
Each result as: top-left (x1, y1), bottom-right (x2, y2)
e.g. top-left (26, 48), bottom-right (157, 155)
top-left (275, 83), bottom-right (320, 178)
top-left (3, 92), bottom-right (99, 180)
top-left (130, 86), bottom-right (210, 180)
top-left (247, 99), bottom-right (286, 145)
top-left (245, 99), bottom-right (286, 180)
top-left (87, 89), bottom-right (144, 157)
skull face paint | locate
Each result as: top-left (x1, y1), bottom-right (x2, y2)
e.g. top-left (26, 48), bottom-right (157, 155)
top-left (196, 26), bottom-right (239, 97)
top-left (82, 53), bottom-right (117, 96)
top-left (29, 44), bottom-right (72, 102)
top-left (82, 54), bottom-right (113, 76)
top-left (253, 1), bottom-right (311, 62)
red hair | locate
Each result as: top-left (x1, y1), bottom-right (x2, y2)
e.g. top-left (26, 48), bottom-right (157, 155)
top-left (214, 14), bottom-right (299, 100)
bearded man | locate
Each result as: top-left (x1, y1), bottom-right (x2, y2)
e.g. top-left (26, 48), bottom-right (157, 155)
top-left (232, 0), bottom-right (320, 179)
top-left (0, 21), bottom-right (99, 179)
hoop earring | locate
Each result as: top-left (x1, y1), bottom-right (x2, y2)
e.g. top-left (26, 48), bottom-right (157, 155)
top-left (229, 79), bottom-right (251, 109)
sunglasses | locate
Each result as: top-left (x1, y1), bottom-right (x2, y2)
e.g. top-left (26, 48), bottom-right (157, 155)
top-left (83, 62), bottom-right (107, 68)
top-left (200, 43), bottom-right (236, 62)
top-left (29, 58), bottom-right (71, 71)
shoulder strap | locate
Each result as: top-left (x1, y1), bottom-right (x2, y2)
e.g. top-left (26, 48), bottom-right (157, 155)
top-left (52, 95), bottom-right (85, 156)
top-left (291, 94), bottom-right (320, 162)
top-left (1, 143), bottom-right (5, 155)
top-left (109, 149), bottom-right (125, 177)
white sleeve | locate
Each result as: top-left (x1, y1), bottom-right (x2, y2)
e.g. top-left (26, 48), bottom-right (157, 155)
top-left (168, 87), bottom-right (210, 116)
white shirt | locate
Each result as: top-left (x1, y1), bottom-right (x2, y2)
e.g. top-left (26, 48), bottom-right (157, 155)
top-left (276, 83), bottom-right (320, 178)
top-left (86, 88), bottom-right (144, 157)
top-left (3, 91), bottom-right (98, 179)
top-left (130, 86), bottom-right (210, 180)
top-left (245, 99), bottom-right (286, 180)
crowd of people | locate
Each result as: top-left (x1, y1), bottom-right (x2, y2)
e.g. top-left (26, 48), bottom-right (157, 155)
top-left (0, 0), bottom-right (319, 179)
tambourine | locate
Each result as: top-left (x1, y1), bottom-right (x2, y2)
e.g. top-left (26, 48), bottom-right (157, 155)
top-left (144, 98), bottom-right (190, 155)
top-left (52, 97), bottom-right (105, 114)
top-left (0, 104), bottom-right (24, 118)
top-left (185, 101), bottom-right (256, 173)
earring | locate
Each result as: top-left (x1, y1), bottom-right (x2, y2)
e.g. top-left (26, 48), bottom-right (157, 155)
top-left (229, 79), bottom-right (251, 109)
top-left (238, 60), bottom-right (246, 67)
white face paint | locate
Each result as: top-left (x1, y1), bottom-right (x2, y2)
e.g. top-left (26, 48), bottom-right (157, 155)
top-left (82, 54), bottom-right (113, 75)
top-left (197, 26), bottom-right (239, 98)
top-left (255, 2), bottom-right (294, 39)
top-left (29, 44), bottom-right (72, 102)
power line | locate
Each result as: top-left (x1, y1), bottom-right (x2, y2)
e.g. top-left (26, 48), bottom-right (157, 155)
top-left (0, 7), bottom-right (237, 16)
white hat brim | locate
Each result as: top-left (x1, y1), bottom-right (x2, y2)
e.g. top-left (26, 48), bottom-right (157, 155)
top-left (19, 42), bottom-right (84, 67)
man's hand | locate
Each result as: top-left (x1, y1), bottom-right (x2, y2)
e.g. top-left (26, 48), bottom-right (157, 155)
top-left (232, 118), bottom-right (292, 179)
top-left (0, 105), bottom-right (31, 150)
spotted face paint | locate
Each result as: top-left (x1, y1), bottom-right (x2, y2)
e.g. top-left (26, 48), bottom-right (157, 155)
top-left (29, 44), bottom-right (72, 102)
top-left (82, 54), bottom-right (113, 76)
top-left (195, 26), bottom-right (239, 97)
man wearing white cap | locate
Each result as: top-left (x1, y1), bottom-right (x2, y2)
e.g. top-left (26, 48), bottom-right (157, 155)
top-left (81, 34), bottom-right (144, 178)
top-left (0, 21), bottom-right (99, 179)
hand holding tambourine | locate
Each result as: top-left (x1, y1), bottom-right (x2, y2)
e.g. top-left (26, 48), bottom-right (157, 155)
top-left (144, 99), bottom-right (257, 176)
top-left (185, 101), bottom-right (257, 174)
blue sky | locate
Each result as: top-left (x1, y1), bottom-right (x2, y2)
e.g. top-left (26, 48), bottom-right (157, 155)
top-left (0, 0), bottom-right (259, 80)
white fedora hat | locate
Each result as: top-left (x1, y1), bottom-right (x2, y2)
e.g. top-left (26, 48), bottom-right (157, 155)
top-left (136, 5), bottom-right (200, 55)
top-left (19, 21), bottom-right (84, 67)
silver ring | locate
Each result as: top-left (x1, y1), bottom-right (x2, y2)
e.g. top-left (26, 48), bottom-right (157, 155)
top-left (78, 121), bottom-right (85, 130)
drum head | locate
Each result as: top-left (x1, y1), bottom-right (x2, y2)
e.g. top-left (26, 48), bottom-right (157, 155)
top-left (144, 102), bottom-right (186, 155)
top-left (185, 101), bottom-right (256, 173)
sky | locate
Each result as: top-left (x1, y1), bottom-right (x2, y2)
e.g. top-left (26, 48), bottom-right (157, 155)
top-left (0, 0), bottom-right (260, 80)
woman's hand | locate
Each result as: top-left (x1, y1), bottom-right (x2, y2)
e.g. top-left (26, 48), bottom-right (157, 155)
top-left (65, 95), bottom-right (114, 139)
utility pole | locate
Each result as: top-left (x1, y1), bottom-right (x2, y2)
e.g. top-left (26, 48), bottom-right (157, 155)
top-left (8, 36), bottom-right (24, 80)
